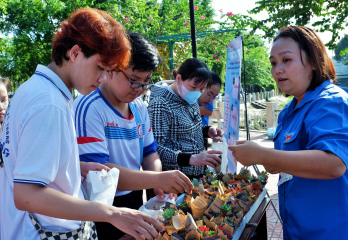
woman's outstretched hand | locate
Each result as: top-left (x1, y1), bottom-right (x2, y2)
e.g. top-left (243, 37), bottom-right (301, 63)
top-left (189, 150), bottom-right (222, 168)
top-left (228, 141), bottom-right (264, 167)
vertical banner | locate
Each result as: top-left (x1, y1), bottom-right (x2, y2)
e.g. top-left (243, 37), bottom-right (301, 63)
top-left (223, 36), bottom-right (242, 174)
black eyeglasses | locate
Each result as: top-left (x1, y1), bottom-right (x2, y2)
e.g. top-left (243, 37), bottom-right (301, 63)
top-left (122, 72), bottom-right (153, 90)
top-left (206, 91), bottom-right (219, 100)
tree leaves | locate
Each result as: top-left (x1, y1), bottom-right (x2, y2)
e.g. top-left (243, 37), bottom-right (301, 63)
top-left (0, 0), bottom-right (274, 92)
top-left (250, 0), bottom-right (348, 50)
top-left (0, 0), bottom-right (107, 85)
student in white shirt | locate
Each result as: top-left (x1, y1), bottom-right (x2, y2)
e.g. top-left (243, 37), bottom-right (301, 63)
top-left (74, 33), bottom-right (193, 239)
top-left (0, 8), bottom-right (163, 240)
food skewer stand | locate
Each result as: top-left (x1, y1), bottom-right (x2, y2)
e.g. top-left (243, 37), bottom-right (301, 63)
top-left (175, 184), bottom-right (269, 240)
top-left (137, 166), bottom-right (271, 240)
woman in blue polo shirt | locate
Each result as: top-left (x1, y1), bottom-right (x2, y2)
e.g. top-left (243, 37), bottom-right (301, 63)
top-left (229, 26), bottom-right (348, 239)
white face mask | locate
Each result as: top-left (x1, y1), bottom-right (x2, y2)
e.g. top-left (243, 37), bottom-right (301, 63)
top-left (177, 79), bottom-right (202, 105)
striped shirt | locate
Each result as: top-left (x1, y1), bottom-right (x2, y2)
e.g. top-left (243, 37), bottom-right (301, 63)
top-left (73, 88), bottom-right (157, 196)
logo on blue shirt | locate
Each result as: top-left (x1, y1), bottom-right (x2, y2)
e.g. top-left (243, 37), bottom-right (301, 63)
top-left (137, 123), bottom-right (143, 138)
top-left (285, 132), bottom-right (295, 142)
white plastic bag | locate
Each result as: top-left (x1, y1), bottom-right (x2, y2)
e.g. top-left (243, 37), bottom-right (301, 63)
top-left (138, 194), bottom-right (176, 219)
top-left (82, 168), bottom-right (120, 206)
top-left (211, 137), bottom-right (228, 174)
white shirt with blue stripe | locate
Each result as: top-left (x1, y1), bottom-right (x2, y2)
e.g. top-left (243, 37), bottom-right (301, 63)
top-left (0, 65), bottom-right (83, 240)
top-left (73, 88), bottom-right (158, 197)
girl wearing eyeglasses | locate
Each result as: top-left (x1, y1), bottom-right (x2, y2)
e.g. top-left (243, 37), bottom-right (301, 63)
top-left (197, 71), bottom-right (222, 149)
top-left (198, 71), bottom-right (222, 125)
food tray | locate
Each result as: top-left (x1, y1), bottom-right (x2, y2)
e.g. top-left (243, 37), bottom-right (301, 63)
top-left (176, 188), bottom-right (267, 240)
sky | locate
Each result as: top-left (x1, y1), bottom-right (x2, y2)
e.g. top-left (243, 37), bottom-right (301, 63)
top-left (211, 0), bottom-right (345, 57)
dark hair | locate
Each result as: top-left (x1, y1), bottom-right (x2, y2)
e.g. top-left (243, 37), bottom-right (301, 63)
top-left (207, 71), bottom-right (222, 88)
top-left (273, 26), bottom-right (336, 90)
top-left (172, 58), bottom-right (211, 86)
top-left (52, 8), bottom-right (131, 71)
top-left (128, 33), bottom-right (161, 72)
top-left (0, 77), bottom-right (11, 92)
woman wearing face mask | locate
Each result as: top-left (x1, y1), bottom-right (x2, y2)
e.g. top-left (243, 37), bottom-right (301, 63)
top-left (148, 58), bottom-right (223, 180)
top-left (0, 77), bottom-right (11, 132)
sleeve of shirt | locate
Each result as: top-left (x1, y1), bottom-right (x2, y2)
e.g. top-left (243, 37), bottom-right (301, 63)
top-left (75, 102), bottom-right (109, 164)
top-left (305, 95), bottom-right (348, 167)
top-left (147, 97), bottom-right (181, 169)
top-left (142, 102), bottom-right (158, 158)
top-left (202, 125), bottom-right (211, 138)
top-left (205, 101), bottom-right (214, 111)
top-left (13, 105), bottom-right (73, 186)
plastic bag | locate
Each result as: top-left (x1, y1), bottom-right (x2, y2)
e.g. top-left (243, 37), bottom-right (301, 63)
top-left (211, 137), bottom-right (228, 174)
top-left (82, 168), bottom-right (120, 206)
top-left (138, 194), bottom-right (176, 219)
top-left (267, 127), bottom-right (276, 140)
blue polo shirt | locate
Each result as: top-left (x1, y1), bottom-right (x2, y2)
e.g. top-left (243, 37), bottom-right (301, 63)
top-left (274, 80), bottom-right (348, 239)
top-left (198, 101), bottom-right (214, 125)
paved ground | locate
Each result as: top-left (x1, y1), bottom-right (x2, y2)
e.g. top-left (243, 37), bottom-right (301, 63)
top-left (238, 130), bottom-right (283, 240)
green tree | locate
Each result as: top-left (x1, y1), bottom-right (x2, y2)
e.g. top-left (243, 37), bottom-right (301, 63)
top-left (243, 34), bottom-right (275, 91)
top-left (249, 0), bottom-right (348, 49)
top-left (243, 46), bottom-right (274, 91)
top-left (0, 0), bottom-right (218, 84)
top-left (334, 36), bottom-right (348, 64)
top-left (0, 0), bottom-right (111, 86)
top-left (111, 0), bottom-right (217, 81)
top-left (0, 0), bottom-right (272, 92)
top-left (197, 31), bottom-right (274, 92)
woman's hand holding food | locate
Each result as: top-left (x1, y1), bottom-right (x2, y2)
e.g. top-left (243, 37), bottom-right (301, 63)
top-left (189, 150), bottom-right (222, 168)
top-left (228, 141), bottom-right (264, 167)
top-left (207, 127), bottom-right (224, 142)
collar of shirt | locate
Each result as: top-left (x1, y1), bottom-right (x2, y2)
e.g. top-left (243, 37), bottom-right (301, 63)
top-left (35, 64), bottom-right (73, 103)
top-left (284, 80), bottom-right (332, 116)
top-left (295, 80), bottom-right (332, 109)
top-left (161, 85), bottom-right (188, 104)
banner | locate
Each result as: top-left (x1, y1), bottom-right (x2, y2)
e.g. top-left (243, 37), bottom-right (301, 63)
top-left (223, 36), bottom-right (242, 174)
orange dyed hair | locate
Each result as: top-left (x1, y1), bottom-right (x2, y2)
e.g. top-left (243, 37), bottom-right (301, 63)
top-left (52, 8), bottom-right (131, 71)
